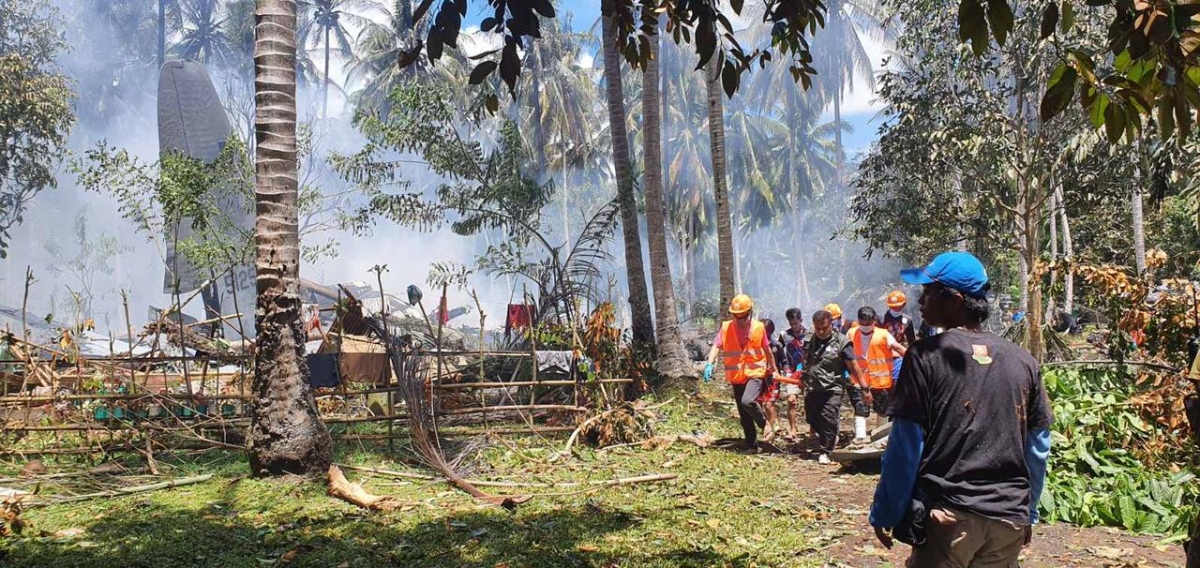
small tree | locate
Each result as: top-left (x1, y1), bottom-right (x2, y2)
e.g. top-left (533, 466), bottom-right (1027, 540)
top-left (335, 85), bottom-right (617, 327)
top-left (0, 0), bottom-right (74, 258)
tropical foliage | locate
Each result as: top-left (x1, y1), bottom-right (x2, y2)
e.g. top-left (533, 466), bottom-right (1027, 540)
top-left (1041, 367), bottom-right (1198, 536)
top-left (0, 0), bottom-right (74, 259)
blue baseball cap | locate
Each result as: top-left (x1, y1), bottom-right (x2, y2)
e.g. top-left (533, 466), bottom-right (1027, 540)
top-left (900, 252), bottom-right (990, 298)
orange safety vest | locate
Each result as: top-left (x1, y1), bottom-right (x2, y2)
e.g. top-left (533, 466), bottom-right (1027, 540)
top-left (720, 320), bottom-right (769, 385)
top-left (852, 327), bottom-right (895, 390)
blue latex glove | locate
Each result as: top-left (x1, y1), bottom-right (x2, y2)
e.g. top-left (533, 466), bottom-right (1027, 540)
top-left (703, 363), bottom-right (714, 382)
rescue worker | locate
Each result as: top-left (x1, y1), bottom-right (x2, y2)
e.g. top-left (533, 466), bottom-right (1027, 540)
top-left (779, 308), bottom-right (807, 439)
top-left (828, 302), bottom-right (870, 437)
top-left (870, 251), bottom-right (1052, 567)
top-left (825, 303), bottom-right (853, 334)
top-left (759, 319), bottom-right (783, 443)
top-left (882, 291), bottom-right (917, 347)
top-left (802, 310), bottom-right (864, 464)
top-left (704, 294), bottom-right (779, 449)
top-left (850, 306), bottom-right (906, 440)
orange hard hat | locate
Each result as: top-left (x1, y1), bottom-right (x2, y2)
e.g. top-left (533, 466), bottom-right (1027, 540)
top-left (887, 290), bottom-right (907, 309)
top-left (729, 294), bottom-right (754, 315)
top-left (824, 303), bottom-right (843, 318)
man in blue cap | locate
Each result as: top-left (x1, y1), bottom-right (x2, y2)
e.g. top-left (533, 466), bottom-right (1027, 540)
top-left (869, 252), bottom-right (1053, 567)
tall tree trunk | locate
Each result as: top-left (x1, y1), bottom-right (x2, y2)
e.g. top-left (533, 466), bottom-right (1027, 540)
top-left (601, 10), bottom-right (654, 345)
top-left (1047, 187), bottom-right (1059, 315)
top-left (158, 0), bottom-right (166, 68)
top-left (705, 55), bottom-right (736, 315)
top-left (833, 88), bottom-right (844, 184)
top-left (1132, 184), bottom-right (1147, 276)
top-left (792, 210), bottom-right (802, 308)
top-left (1017, 182), bottom-right (1045, 361)
top-left (682, 243), bottom-right (694, 320)
top-left (1057, 186), bottom-right (1074, 313)
top-left (249, 0), bottom-right (333, 477)
top-left (733, 228), bottom-right (743, 293)
top-left (642, 24), bottom-right (691, 376)
top-left (531, 68), bottom-right (546, 174)
top-left (322, 23), bottom-right (331, 119)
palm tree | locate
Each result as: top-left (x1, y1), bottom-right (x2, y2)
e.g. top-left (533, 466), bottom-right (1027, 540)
top-left (515, 17), bottom-right (597, 176)
top-left (660, 37), bottom-right (714, 316)
top-left (349, 0), bottom-right (419, 114)
top-left (705, 51), bottom-right (736, 313)
top-left (600, 6), bottom-right (654, 346)
top-left (151, 0), bottom-right (182, 67)
top-left (176, 0), bottom-right (235, 67)
top-left (249, 0), bottom-right (332, 477)
top-left (642, 20), bottom-right (690, 376)
top-left (300, 0), bottom-right (379, 118)
top-left (810, 0), bottom-right (894, 178)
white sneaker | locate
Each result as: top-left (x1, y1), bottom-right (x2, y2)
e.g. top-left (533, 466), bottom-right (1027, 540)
top-left (817, 453), bottom-right (831, 465)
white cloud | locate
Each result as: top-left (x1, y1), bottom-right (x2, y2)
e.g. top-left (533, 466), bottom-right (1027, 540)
top-left (835, 33), bottom-right (892, 117)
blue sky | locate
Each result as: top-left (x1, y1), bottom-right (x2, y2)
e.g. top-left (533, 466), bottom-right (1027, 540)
top-left (558, 1), bottom-right (884, 156)
top-left (463, 1), bottom-right (885, 156)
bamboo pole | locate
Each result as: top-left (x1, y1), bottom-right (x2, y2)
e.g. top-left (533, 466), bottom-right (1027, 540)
top-left (436, 405), bottom-right (586, 416)
top-left (0, 385), bottom-right (414, 404)
top-left (430, 379), bottom-right (632, 390)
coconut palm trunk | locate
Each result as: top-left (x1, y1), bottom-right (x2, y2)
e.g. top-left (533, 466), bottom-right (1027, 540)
top-left (249, 0), bottom-right (333, 477)
top-left (322, 22), bottom-right (331, 119)
top-left (705, 54), bottom-right (736, 314)
top-left (159, 0), bottom-right (167, 67)
top-left (643, 22), bottom-right (690, 376)
top-left (600, 8), bottom-right (654, 346)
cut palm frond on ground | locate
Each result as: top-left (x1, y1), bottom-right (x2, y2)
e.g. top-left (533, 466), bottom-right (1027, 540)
top-left (384, 334), bottom-right (529, 509)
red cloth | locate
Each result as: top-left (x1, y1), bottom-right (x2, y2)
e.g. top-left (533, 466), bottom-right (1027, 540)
top-left (438, 295), bottom-right (449, 325)
top-left (506, 304), bottom-right (535, 331)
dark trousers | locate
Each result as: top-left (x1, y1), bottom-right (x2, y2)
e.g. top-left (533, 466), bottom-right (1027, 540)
top-left (805, 388), bottom-right (842, 452)
top-left (870, 387), bottom-right (893, 418)
top-left (732, 379), bottom-right (767, 445)
top-left (847, 384), bottom-right (870, 418)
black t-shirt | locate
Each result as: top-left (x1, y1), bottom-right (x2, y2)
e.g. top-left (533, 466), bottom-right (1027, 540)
top-left (890, 329), bottom-right (1053, 524)
top-left (882, 312), bottom-right (917, 346)
top-left (803, 332), bottom-right (857, 392)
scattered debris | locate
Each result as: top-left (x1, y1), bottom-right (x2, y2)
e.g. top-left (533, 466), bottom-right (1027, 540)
top-left (23, 474), bottom-right (214, 507)
top-left (385, 335), bottom-right (530, 509)
top-left (326, 465), bottom-right (405, 511)
top-left (18, 460), bottom-right (46, 477)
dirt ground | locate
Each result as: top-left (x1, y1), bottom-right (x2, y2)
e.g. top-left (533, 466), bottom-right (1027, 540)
top-left (767, 436), bottom-right (1188, 568)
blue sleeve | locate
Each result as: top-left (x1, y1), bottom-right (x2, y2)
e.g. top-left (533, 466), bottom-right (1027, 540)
top-left (869, 419), bottom-right (924, 528)
top-left (1025, 428), bottom-right (1051, 524)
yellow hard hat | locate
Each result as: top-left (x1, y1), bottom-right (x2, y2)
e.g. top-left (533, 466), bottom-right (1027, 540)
top-left (824, 303), bottom-right (843, 318)
top-left (729, 294), bottom-right (754, 315)
top-left (887, 290), bottom-right (908, 309)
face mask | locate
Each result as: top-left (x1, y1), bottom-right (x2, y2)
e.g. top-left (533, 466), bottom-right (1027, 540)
top-left (889, 309), bottom-right (903, 318)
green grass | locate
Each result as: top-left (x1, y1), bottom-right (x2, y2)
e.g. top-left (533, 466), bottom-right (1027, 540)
top-left (1, 386), bottom-right (827, 567)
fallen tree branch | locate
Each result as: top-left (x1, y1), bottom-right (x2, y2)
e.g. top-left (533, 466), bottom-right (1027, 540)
top-left (327, 465), bottom-right (406, 512)
top-left (1040, 359), bottom-right (1181, 373)
top-left (593, 433), bottom-right (715, 452)
top-left (23, 474), bottom-right (214, 507)
top-left (522, 473), bottom-right (677, 497)
top-left (339, 462), bottom-right (675, 491)
top-left (559, 411), bottom-right (611, 458)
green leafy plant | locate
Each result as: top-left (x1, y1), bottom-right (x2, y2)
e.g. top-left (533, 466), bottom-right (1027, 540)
top-left (1041, 367), bottom-right (1198, 536)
